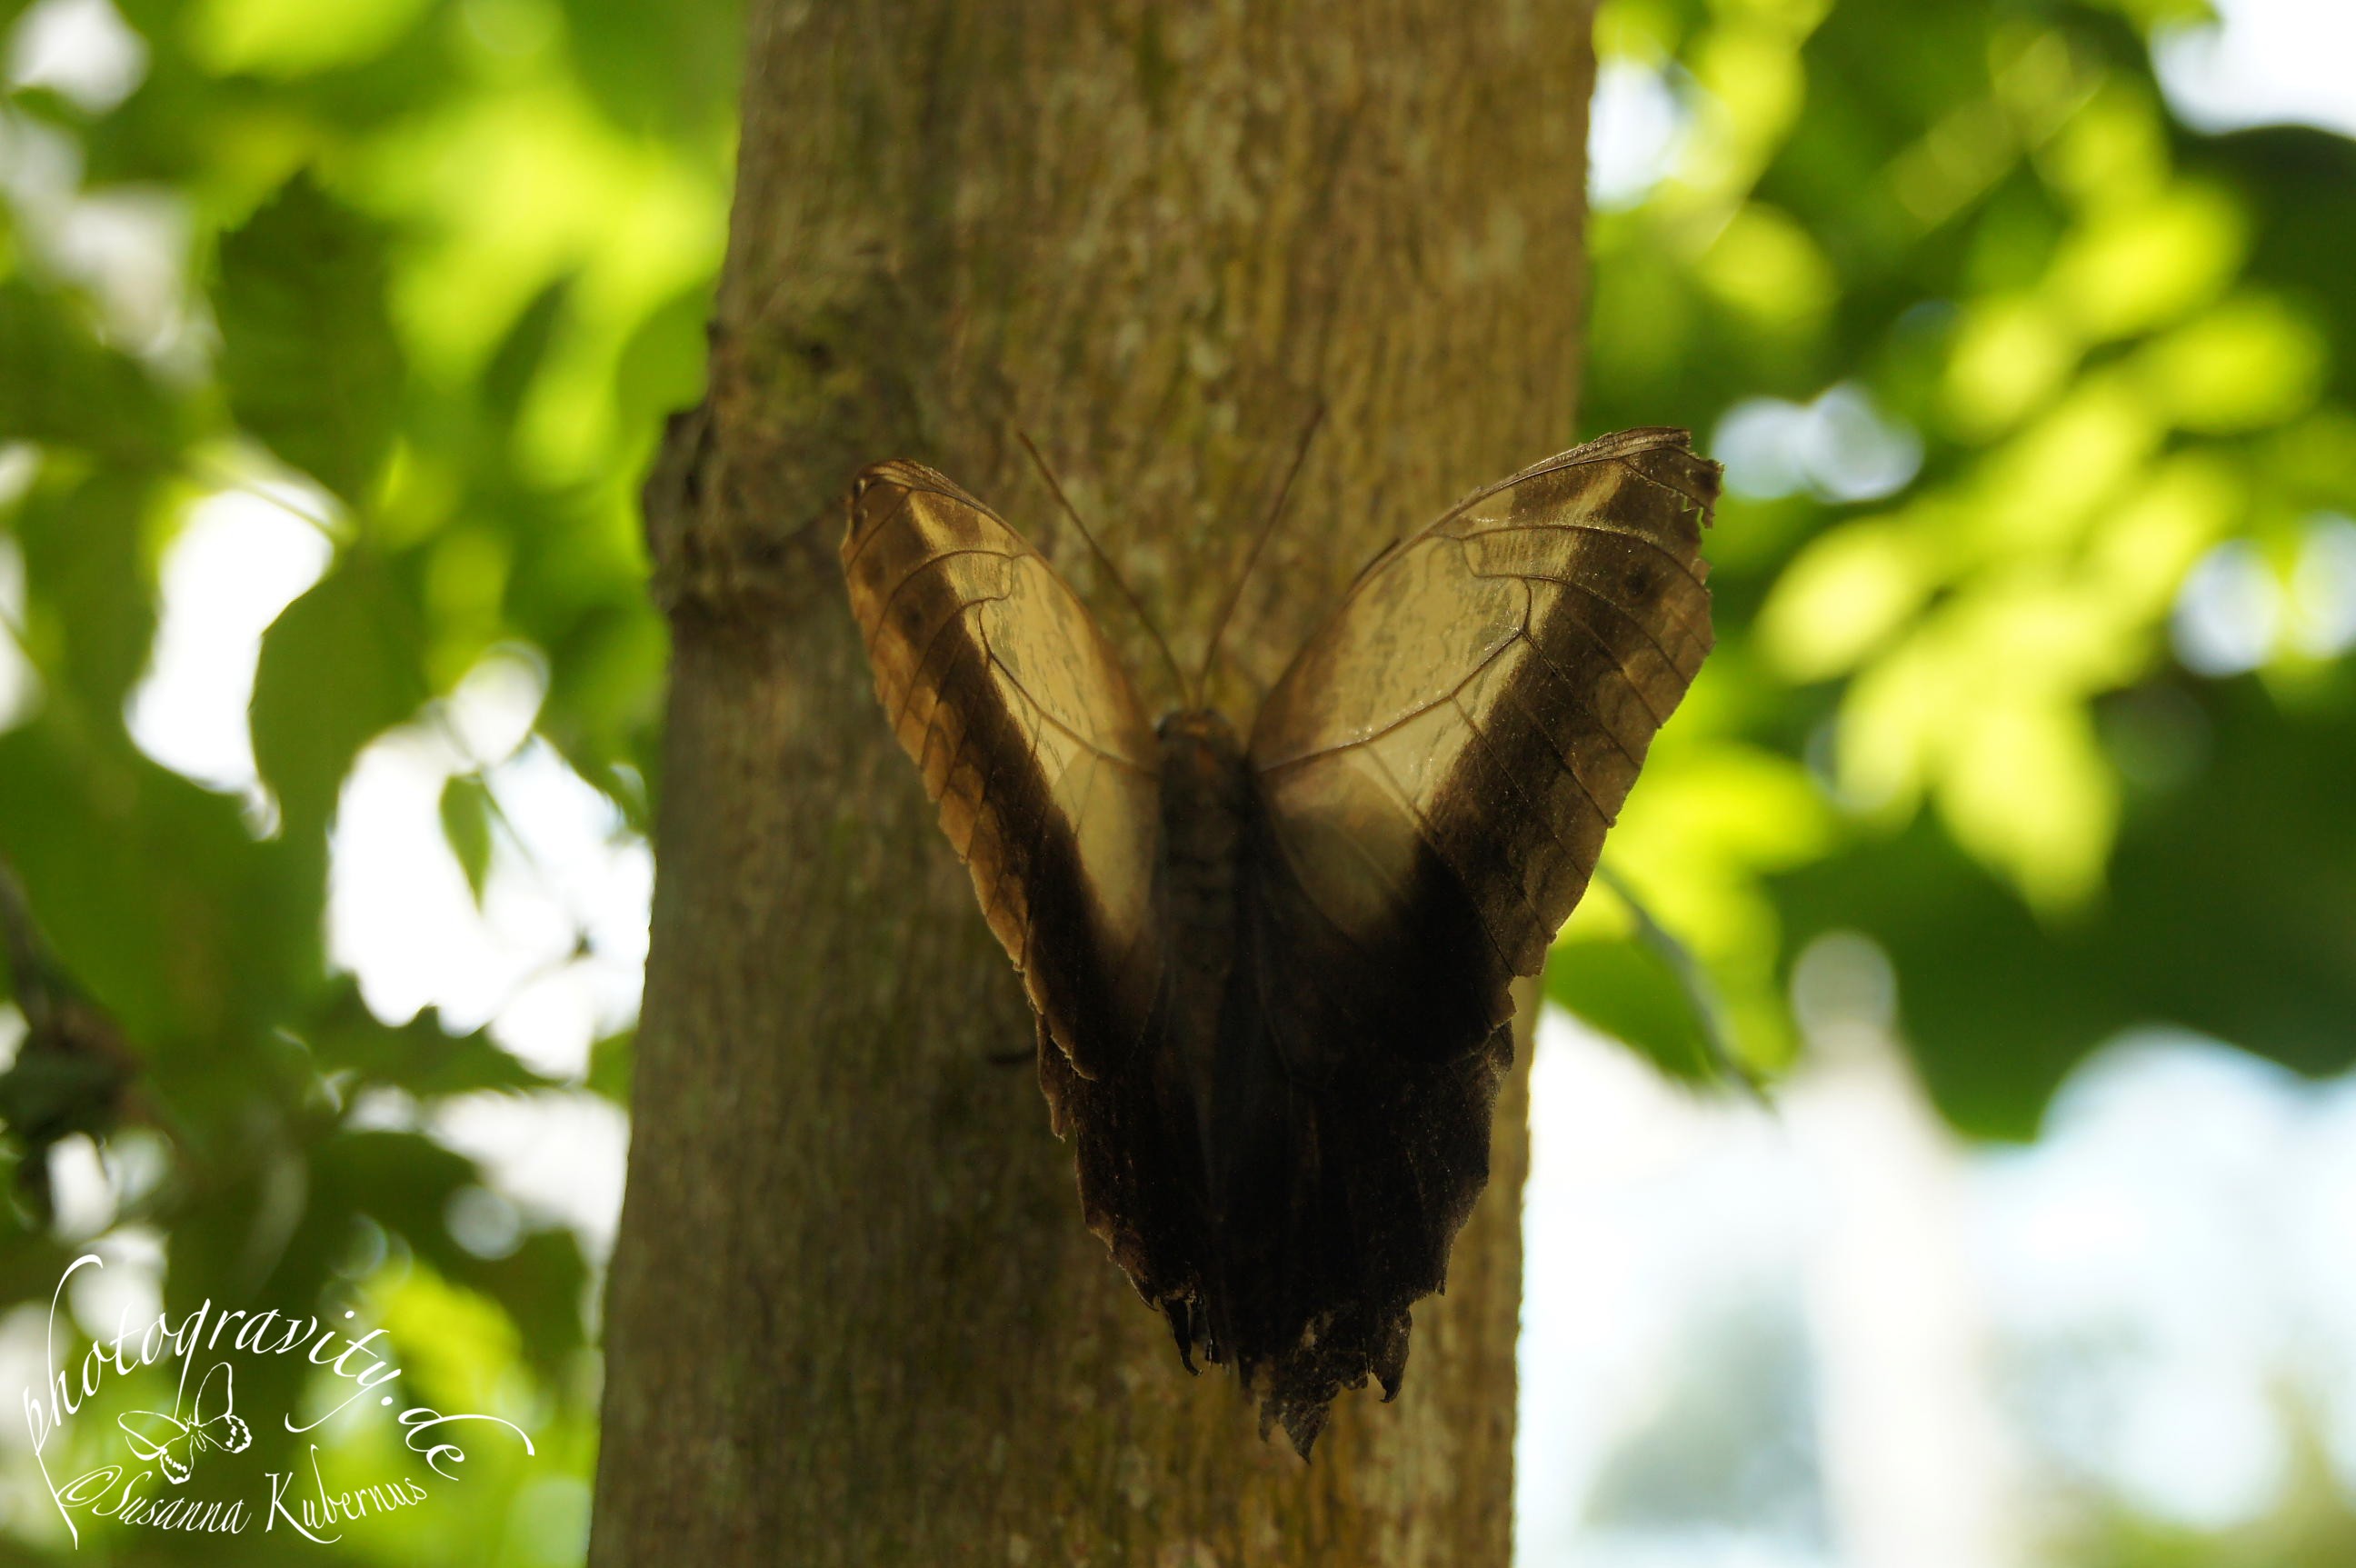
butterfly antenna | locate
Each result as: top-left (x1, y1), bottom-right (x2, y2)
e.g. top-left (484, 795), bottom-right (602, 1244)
top-left (1015, 431), bottom-right (1189, 705)
top-left (1194, 402), bottom-right (1324, 708)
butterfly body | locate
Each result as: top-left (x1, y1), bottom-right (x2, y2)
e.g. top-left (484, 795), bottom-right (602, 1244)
top-left (841, 429), bottom-right (1719, 1451)
top-left (1147, 708), bottom-right (1249, 1154)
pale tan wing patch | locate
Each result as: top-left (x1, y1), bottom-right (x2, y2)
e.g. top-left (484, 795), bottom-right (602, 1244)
top-left (842, 461), bottom-right (1162, 1075)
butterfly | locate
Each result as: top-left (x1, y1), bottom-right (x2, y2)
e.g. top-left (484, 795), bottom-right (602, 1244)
top-left (117, 1359), bottom-right (253, 1483)
top-left (840, 426), bottom-right (1717, 1453)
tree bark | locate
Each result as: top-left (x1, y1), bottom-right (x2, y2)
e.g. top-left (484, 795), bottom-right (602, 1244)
top-left (592, 3), bottom-right (1596, 1562)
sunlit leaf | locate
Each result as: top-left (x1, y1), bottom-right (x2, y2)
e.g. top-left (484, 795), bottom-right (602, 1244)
top-left (190, 0), bottom-right (437, 77)
top-left (2137, 294), bottom-right (2327, 433)
top-left (439, 772), bottom-right (496, 903)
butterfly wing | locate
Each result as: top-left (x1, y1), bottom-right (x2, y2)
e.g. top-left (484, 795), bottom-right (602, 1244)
top-left (841, 462), bottom-right (1164, 1079)
top-left (190, 1360), bottom-right (252, 1457)
top-left (118, 1408), bottom-right (195, 1484)
top-left (1227, 427), bottom-right (1717, 1444)
top-left (1250, 426), bottom-right (1716, 1054)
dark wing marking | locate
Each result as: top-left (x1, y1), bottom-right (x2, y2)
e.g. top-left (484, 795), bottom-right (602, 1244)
top-left (842, 461), bottom-right (1163, 1076)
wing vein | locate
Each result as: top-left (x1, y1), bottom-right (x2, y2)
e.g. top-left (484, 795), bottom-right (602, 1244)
top-left (1449, 518), bottom-right (1709, 594)
top-left (1521, 632), bottom-right (1646, 774)
top-left (1449, 689), bottom-right (1577, 871)
top-left (1257, 635), bottom-right (1521, 775)
top-left (864, 545), bottom-right (1023, 647)
top-left (1493, 570), bottom-right (1703, 680)
top-left (840, 485), bottom-right (921, 572)
top-left (980, 652), bottom-right (1154, 777)
top-left (889, 591), bottom-right (1002, 735)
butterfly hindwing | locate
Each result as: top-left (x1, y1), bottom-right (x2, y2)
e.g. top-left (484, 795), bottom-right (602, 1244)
top-left (843, 463), bottom-right (1165, 1080)
top-left (191, 1359), bottom-right (251, 1458)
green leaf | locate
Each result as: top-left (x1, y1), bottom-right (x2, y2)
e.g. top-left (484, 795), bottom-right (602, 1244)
top-left (215, 175), bottom-right (404, 504)
top-left (1548, 935), bottom-right (1718, 1079)
top-left (250, 550), bottom-right (429, 842)
top-left (482, 276), bottom-right (573, 432)
top-left (1547, 870), bottom-right (1758, 1091)
top-left (439, 773), bottom-right (495, 903)
top-left (584, 1027), bottom-right (633, 1104)
top-left (9, 470), bottom-right (159, 716)
top-left (0, 282), bottom-right (179, 464)
top-left (559, 0), bottom-right (742, 135)
top-left (0, 725), bottom-right (321, 1058)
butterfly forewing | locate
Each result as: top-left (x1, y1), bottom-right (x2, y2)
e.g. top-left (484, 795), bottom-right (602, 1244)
top-left (842, 463), bottom-right (1164, 1079)
top-left (1250, 427), bottom-right (1717, 1018)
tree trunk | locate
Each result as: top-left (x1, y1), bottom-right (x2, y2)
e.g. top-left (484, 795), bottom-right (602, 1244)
top-left (591, 3), bottom-right (1596, 1562)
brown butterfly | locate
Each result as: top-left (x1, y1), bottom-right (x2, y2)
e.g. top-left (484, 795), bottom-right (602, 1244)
top-left (839, 427), bottom-right (1718, 1453)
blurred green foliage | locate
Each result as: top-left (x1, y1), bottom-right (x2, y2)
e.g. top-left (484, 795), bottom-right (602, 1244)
top-left (1559, 0), bottom-right (2356, 1141)
top-left (0, 0), bottom-right (2350, 1561)
top-left (0, 0), bottom-right (732, 1558)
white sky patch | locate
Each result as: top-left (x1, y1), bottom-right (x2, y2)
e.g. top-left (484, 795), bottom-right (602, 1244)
top-left (1589, 59), bottom-right (1692, 211)
top-left (1518, 1011), bottom-right (1825, 1566)
top-left (45, 186), bottom-right (190, 359)
top-left (431, 1091), bottom-right (631, 1265)
top-left (5, 0), bottom-right (146, 115)
top-left (1972, 1036), bottom-right (2323, 1528)
top-left (0, 530), bottom-right (38, 734)
top-left (2301, 1079), bottom-right (2356, 1497)
top-left (0, 92), bottom-right (194, 365)
top-left (62, 1226), bottom-right (164, 1348)
top-left (125, 483), bottom-right (335, 802)
top-left (1713, 385), bottom-right (1923, 504)
top-left (1522, 1010), bottom-right (2356, 1558)
top-left (326, 657), bottom-right (646, 1263)
top-left (0, 444), bottom-right (36, 509)
top-left (328, 660), bottom-right (648, 1082)
top-left (2155, 0), bottom-right (2356, 139)
top-left (2171, 537), bottom-right (2281, 676)
top-left (44, 1135), bottom-right (115, 1241)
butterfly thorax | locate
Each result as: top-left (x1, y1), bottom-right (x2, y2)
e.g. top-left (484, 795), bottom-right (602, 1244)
top-left (1152, 708), bottom-right (1252, 1192)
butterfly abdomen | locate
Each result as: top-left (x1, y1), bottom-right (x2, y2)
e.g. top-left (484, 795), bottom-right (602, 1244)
top-left (1147, 708), bottom-right (1332, 1397)
top-left (1149, 711), bottom-right (1251, 1192)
